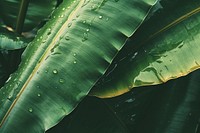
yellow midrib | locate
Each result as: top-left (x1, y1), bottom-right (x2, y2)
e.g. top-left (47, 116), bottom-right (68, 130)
top-left (148, 6), bottom-right (200, 41)
top-left (0, 0), bottom-right (84, 127)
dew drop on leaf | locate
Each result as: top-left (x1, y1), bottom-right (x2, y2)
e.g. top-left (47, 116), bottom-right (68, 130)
top-left (82, 33), bottom-right (88, 42)
top-left (52, 69), bottom-right (58, 74)
top-left (65, 36), bottom-right (70, 40)
top-left (83, 20), bottom-right (86, 24)
top-left (59, 78), bottom-right (65, 83)
top-left (47, 32), bottom-right (51, 35)
top-left (99, 15), bottom-right (103, 19)
top-left (28, 108), bottom-right (33, 113)
top-left (68, 23), bottom-right (72, 28)
top-left (37, 93), bottom-right (41, 97)
top-left (7, 95), bottom-right (12, 100)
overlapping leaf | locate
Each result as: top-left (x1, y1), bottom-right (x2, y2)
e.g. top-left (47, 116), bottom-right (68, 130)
top-left (90, 0), bottom-right (200, 98)
top-left (0, 0), bottom-right (157, 132)
top-left (49, 69), bottom-right (200, 133)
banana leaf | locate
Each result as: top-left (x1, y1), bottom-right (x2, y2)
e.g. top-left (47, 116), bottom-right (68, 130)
top-left (90, 0), bottom-right (200, 98)
top-left (49, 69), bottom-right (200, 133)
top-left (0, 0), bottom-right (157, 132)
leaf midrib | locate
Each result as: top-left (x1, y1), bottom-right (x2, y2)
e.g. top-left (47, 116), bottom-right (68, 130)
top-left (0, 0), bottom-right (84, 127)
top-left (144, 6), bottom-right (200, 44)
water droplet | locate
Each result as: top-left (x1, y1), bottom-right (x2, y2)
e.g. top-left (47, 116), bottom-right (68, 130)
top-left (86, 29), bottom-right (90, 32)
top-left (131, 114), bottom-right (136, 117)
top-left (37, 93), bottom-right (41, 97)
top-left (47, 31), bottom-right (51, 35)
top-left (45, 70), bottom-right (48, 73)
top-left (68, 23), bottom-right (72, 28)
top-left (125, 98), bottom-right (135, 103)
top-left (60, 15), bottom-right (64, 18)
top-left (156, 60), bottom-right (162, 63)
top-left (8, 95), bottom-right (12, 100)
top-left (73, 60), bottom-right (77, 64)
top-left (99, 15), bottom-right (103, 19)
top-left (65, 36), bottom-right (70, 40)
top-left (106, 18), bottom-right (109, 21)
top-left (62, 8), bottom-right (65, 10)
top-left (6, 77), bottom-right (11, 83)
top-left (83, 20), bottom-right (86, 24)
top-left (73, 53), bottom-right (77, 56)
top-left (82, 33), bottom-right (88, 42)
top-left (28, 108), bottom-right (33, 113)
top-left (53, 69), bottom-right (58, 74)
top-left (59, 78), bottom-right (65, 83)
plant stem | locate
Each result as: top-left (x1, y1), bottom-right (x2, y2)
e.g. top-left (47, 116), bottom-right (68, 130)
top-left (15, 0), bottom-right (30, 34)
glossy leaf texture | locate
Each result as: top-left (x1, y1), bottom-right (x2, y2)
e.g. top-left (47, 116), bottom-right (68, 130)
top-left (0, 0), bottom-right (57, 31)
top-left (0, 31), bottom-right (29, 50)
top-left (49, 69), bottom-right (200, 133)
top-left (0, 28), bottom-right (27, 86)
top-left (0, 49), bottom-right (23, 88)
top-left (0, 0), bottom-right (157, 132)
top-left (90, 0), bottom-right (200, 98)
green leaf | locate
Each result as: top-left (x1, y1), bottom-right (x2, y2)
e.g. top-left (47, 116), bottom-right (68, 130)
top-left (47, 96), bottom-right (129, 133)
top-left (90, 0), bottom-right (200, 98)
top-left (0, 0), bottom-right (57, 31)
top-left (0, 31), bottom-right (29, 50)
top-left (0, 49), bottom-right (23, 88)
top-left (0, 54), bottom-right (9, 87)
top-left (49, 69), bottom-right (200, 133)
top-left (0, 28), bottom-right (28, 86)
top-left (0, 0), bottom-right (157, 132)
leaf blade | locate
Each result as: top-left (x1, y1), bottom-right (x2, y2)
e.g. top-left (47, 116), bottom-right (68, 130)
top-left (0, 0), bottom-right (157, 132)
top-left (90, 0), bottom-right (200, 98)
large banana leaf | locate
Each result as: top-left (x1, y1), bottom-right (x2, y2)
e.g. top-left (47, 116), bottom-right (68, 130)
top-left (90, 0), bottom-right (200, 98)
top-left (48, 69), bottom-right (200, 133)
top-left (0, 0), bottom-right (157, 132)
top-left (0, 0), bottom-right (57, 31)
